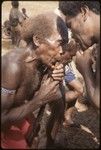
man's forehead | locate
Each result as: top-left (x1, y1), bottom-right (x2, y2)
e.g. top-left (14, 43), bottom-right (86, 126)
top-left (45, 34), bottom-right (62, 44)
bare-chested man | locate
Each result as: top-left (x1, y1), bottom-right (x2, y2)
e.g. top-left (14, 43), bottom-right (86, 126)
top-left (59, 1), bottom-right (100, 110)
top-left (1, 12), bottom-right (78, 149)
top-left (9, 1), bottom-right (24, 46)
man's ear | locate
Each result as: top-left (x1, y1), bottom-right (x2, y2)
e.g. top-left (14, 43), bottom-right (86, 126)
top-left (33, 35), bottom-right (40, 47)
top-left (81, 6), bottom-right (89, 22)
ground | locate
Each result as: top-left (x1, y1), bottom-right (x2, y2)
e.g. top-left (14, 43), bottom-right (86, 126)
top-left (1, 1), bottom-right (100, 149)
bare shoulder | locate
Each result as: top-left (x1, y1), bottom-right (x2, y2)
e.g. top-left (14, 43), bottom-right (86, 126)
top-left (2, 50), bottom-right (25, 89)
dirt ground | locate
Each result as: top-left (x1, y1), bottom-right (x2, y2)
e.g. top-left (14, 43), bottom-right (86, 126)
top-left (1, 1), bottom-right (100, 149)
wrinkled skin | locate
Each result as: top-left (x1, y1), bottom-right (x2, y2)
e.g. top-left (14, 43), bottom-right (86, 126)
top-left (2, 12), bottom-right (74, 149)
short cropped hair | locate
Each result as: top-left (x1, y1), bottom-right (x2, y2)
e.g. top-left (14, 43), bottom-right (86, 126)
top-left (59, 1), bottom-right (100, 17)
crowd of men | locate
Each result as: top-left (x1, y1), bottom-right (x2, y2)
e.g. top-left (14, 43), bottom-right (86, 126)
top-left (1, 1), bottom-right (100, 149)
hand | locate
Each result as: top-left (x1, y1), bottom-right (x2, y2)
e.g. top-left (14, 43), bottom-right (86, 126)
top-left (76, 47), bottom-right (93, 75)
top-left (36, 77), bottom-right (62, 104)
top-left (51, 63), bottom-right (64, 81)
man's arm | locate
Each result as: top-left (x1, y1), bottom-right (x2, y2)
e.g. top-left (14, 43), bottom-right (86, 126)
top-left (1, 61), bottom-right (41, 127)
top-left (1, 92), bottom-right (42, 127)
top-left (65, 79), bottom-right (83, 102)
top-left (2, 62), bottom-right (62, 128)
top-left (76, 46), bottom-right (100, 109)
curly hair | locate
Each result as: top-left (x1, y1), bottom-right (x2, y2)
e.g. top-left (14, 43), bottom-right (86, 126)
top-left (59, 1), bottom-right (100, 17)
top-left (21, 12), bottom-right (68, 45)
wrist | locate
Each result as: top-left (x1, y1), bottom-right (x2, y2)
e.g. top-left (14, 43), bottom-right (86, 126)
top-left (30, 95), bottom-right (43, 110)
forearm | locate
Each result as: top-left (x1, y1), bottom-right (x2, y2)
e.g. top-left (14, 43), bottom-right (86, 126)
top-left (65, 90), bottom-right (79, 102)
top-left (1, 95), bottom-right (42, 126)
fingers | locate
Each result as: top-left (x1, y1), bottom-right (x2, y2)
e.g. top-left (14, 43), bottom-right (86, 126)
top-left (51, 73), bottom-right (64, 81)
top-left (42, 77), bottom-right (59, 86)
top-left (51, 63), bottom-right (64, 81)
top-left (52, 76), bottom-right (63, 81)
top-left (52, 63), bottom-right (63, 70)
top-left (55, 63), bottom-right (64, 69)
top-left (52, 73), bottom-right (64, 79)
top-left (53, 69), bottom-right (64, 74)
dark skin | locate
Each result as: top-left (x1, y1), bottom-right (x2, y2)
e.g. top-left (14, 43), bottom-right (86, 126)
top-left (2, 49), bottom-right (58, 126)
top-left (76, 44), bottom-right (100, 110)
top-left (60, 5), bottom-right (100, 110)
top-left (1, 42), bottom-right (63, 148)
top-left (2, 13), bottom-right (71, 148)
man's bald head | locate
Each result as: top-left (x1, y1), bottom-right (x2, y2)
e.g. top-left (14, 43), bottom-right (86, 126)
top-left (21, 11), bottom-right (68, 46)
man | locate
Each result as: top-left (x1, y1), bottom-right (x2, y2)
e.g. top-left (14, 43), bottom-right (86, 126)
top-left (1, 12), bottom-right (77, 149)
top-left (59, 1), bottom-right (100, 109)
top-left (2, 20), bottom-right (11, 38)
top-left (9, 1), bottom-right (24, 46)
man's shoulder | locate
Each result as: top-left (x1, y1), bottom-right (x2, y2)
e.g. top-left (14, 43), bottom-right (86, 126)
top-left (2, 50), bottom-right (24, 74)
